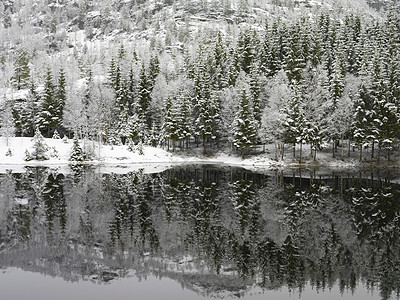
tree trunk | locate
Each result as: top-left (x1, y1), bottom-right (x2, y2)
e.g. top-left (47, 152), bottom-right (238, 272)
top-left (333, 141), bottom-right (335, 158)
top-left (359, 144), bottom-right (362, 162)
top-left (203, 136), bottom-right (206, 154)
top-left (299, 142), bottom-right (302, 164)
top-left (371, 140), bottom-right (374, 159)
top-left (293, 143), bottom-right (296, 158)
top-left (348, 138), bottom-right (351, 157)
top-left (282, 143), bottom-right (285, 160)
top-left (341, 134), bottom-right (344, 161)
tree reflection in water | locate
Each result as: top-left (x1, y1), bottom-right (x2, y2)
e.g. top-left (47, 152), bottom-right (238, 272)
top-left (0, 166), bottom-right (399, 299)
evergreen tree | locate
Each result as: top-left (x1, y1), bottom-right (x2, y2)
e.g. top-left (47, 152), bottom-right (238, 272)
top-left (231, 88), bottom-right (257, 158)
top-left (56, 67), bottom-right (67, 132)
top-left (148, 55), bottom-right (160, 89)
top-left (282, 87), bottom-right (305, 160)
top-left (0, 101), bottom-right (16, 147)
top-left (38, 68), bottom-right (58, 137)
top-left (161, 97), bottom-right (180, 151)
top-left (69, 136), bottom-right (84, 162)
top-left (249, 64), bottom-right (262, 122)
top-left (176, 89), bottom-right (193, 149)
top-left (138, 63), bottom-right (152, 126)
top-left (284, 24), bottom-right (306, 84)
top-left (194, 64), bottom-right (220, 153)
top-left (353, 83), bottom-right (374, 161)
top-left (17, 81), bottom-right (40, 137)
top-left (11, 48), bottom-right (30, 90)
top-left (26, 127), bottom-right (49, 161)
top-left (237, 29), bottom-right (257, 74)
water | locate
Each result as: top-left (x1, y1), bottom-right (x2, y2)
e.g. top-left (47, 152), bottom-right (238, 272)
top-left (0, 165), bottom-right (399, 300)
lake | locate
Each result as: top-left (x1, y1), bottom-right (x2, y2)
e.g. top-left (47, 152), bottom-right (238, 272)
top-left (0, 165), bottom-right (399, 300)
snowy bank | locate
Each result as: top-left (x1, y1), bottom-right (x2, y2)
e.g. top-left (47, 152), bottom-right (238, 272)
top-left (0, 137), bottom-right (382, 174)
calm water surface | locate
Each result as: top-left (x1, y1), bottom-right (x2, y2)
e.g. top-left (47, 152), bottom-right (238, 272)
top-left (0, 166), bottom-right (399, 300)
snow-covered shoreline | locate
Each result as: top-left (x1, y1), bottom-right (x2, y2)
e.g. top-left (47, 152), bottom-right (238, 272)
top-left (0, 137), bottom-right (394, 174)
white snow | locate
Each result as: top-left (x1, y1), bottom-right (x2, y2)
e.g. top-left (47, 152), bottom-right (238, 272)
top-left (0, 137), bottom-right (363, 174)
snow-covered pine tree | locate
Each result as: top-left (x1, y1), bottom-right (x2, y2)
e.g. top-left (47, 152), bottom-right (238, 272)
top-left (52, 128), bottom-right (61, 139)
top-left (330, 55), bottom-right (346, 107)
top-left (69, 136), bottom-right (84, 162)
top-left (176, 89), bottom-right (193, 149)
top-left (138, 63), bottom-right (152, 127)
top-left (19, 81), bottom-right (40, 137)
top-left (282, 87), bottom-right (305, 161)
top-left (56, 67), bottom-right (66, 133)
top-left (249, 63), bottom-right (262, 123)
top-left (27, 126), bottom-right (49, 161)
top-left (161, 96), bottom-right (179, 151)
top-left (11, 48), bottom-right (30, 90)
top-left (284, 23), bottom-right (305, 84)
top-left (0, 101), bottom-right (16, 147)
top-left (237, 29), bottom-right (257, 74)
top-left (353, 83), bottom-right (374, 161)
top-left (37, 67), bottom-right (57, 137)
top-left (194, 63), bottom-right (220, 154)
top-left (148, 55), bottom-right (160, 90)
top-left (231, 87), bottom-right (257, 158)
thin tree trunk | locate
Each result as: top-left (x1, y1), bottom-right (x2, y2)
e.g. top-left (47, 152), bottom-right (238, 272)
top-left (299, 142), bottom-right (302, 164)
top-left (203, 136), bottom-right (206, 154)
top-left (282, 143), bottom-right (284, 160)
top-left (359, 144), bottom-right (362, 162)
top-left (293, 143), bottom-right (296, 158)
top-left (348, 138), bottom-right (351, 157)
top-left (341, 134), bottom-right (344, 161)
top-left (371, 140), bottom-right (374, 159)
top-left (333, 141), bottom-right (335, 158)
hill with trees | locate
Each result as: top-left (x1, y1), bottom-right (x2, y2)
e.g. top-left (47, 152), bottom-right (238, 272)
top-left (0, 0), bottom-right (400, 164)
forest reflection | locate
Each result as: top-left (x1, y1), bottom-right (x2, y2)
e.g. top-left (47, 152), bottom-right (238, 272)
top-left (0, 166), bottom-right (399, 300)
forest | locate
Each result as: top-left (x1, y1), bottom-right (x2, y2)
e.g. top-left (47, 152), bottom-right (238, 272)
top-left (1, 0), bottom-right (400, 162)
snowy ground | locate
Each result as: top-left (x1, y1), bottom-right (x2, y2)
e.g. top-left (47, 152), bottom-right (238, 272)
top-left (0, 137), bottom-right (395, 174)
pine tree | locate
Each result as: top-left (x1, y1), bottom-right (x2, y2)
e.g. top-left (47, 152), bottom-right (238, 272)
top-left (56, 67), bottom-right (66, 132)
top-left (69, 136), bottom-right (84, 162)
top-left (237, 29), bottom-right (256, 74)
top-left (26, 127), bottom-right (49, 161)
top-left (194, 64), bottom-right (220, 154)
top-left (161, 97), bottom-right (179, 151)
top-left (148, 55), bottom-right (160, 90)
top-left (353, 83), bottom-right (374, 161)
top-left (38, 68), bottom-right (57, 137)
top-left (282, 87), bottom-right (305, 160)
top-left (330, 56), bottom-right (346, 107)
top-left (176, 90), bottom-right (193, 149)
top-left (249, 64), bottom-right (262, 122)
top-left (138, 63), bottom-right (152, 126)
top-left (11, 48), bottom-right (30, 90)
top-left (52, 129), bottom-right (61, 139)
top-left (18, 81), bottom-right (39, 137)
top-left (231, 88), bottom-right (257, 158)
top-left (284, 23), bottom-right (306, 84)
top-left (0, 101), bottom-right (16, 147)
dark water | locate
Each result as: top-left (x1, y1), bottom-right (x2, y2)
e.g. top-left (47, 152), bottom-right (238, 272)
top-left (0, 166), bottom-right (399, 300)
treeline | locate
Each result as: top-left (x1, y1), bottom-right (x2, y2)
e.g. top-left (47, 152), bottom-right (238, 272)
top-left (2, 10), bottom-right (400, 161)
